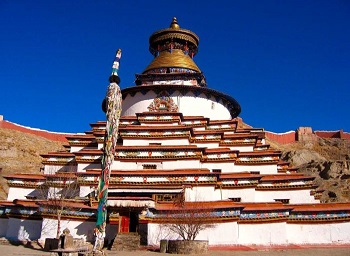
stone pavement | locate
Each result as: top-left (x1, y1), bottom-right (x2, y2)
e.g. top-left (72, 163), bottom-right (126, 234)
top-left (1, 244), bottom-right (350, 256)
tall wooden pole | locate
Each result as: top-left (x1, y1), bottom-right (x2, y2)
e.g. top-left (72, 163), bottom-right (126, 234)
top-left (96, 49), bottom-right (122, 233)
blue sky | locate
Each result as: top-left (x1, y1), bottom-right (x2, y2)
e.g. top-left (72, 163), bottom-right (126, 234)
top-left (1, 0), bottom-right (349, 133)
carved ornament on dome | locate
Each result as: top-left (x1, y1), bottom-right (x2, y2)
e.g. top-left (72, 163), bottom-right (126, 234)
top-left (148, 91), bottom-right (178, 112)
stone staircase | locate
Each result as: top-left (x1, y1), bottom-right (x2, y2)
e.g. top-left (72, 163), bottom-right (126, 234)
top-left (110, 233), bottom-right (140, 251)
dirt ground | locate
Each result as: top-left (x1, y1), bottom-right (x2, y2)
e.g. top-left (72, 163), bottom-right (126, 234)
top-left (2, 244), bottom-right (350, 256)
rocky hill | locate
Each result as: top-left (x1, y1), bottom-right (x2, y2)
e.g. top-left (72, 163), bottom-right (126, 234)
top-left (0, 128), bottom-right (65, 200)
top-left (0, 126), bottom-right (349, 203)
top-left (267, 137), bottom-right (350, 202)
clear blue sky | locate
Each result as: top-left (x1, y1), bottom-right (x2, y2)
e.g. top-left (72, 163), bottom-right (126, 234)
top-left (1, 0), bottom-right (349, 133)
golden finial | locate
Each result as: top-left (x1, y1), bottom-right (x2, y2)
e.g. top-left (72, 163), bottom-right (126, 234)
top-left (170, 17), bottom-right (180, 29)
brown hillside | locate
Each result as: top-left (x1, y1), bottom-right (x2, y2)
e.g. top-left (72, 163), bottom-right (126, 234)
top-left (267, 137), bottom-right (350, 203)
top-left (0, 128), bottom-right (66, 199)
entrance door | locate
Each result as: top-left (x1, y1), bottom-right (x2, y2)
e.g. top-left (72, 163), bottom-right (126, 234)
top-left (119, 216), bottom-right (130, 233)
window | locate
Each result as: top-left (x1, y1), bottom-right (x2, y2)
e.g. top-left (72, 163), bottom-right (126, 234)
top-left (154, 193), bottom-right (178, 202)
top-left (143, 164), bottom-right (157, 169)
top-left (274, 199), bottom-right (290, 204)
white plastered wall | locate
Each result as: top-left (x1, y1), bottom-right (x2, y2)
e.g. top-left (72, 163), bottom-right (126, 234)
top-left (255, 190), bottom-right (318, 204)
top-left (40, 218), bottom-right (96, 242)
top-left (184, 186), bottom-right (217, 201)
top-left (220, 188), bottom-right (256, 202)
top-left (238, 222), bottom-right (287, 245)
top-left (122, 91), bottom-right (232, 121)
top-left (286, 222), bottom-right (350, 244)
top-left (162, 160), bottom-right (201, 169)
top-left (6, 218), bottom-right (42, 241)
top-left (77, 163), bottom-right (100, 172)
top-left (123, 138), bottom-right (190, 146)
top-left (0, 218), bottom-right (9, 237)
top-left (233, 164), bottom-right (277, 174)
top-left (7, 187), bottom-right (36, 201)
top-left (43, 165), bottom-right (62, 175)
top-left (229, 146), bottom-right (254, 152)
top-left (201, 162), bottom-right (235, 173)
top-left (147, 221), bottom-right (239, 246)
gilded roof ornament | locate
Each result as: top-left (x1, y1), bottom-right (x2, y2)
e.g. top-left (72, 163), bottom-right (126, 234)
top-left (170, 17), bottom-right (180, 29)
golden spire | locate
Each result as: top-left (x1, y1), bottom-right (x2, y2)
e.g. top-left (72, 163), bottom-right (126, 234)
top-left (170, 17), bottom-right (180, 29)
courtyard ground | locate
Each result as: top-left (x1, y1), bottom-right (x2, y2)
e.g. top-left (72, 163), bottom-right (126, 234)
top-left (1, 244), bottom-right (350, 256)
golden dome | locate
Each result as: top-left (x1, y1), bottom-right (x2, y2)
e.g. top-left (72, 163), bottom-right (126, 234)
top-left (149, 18), bottom-right (199, 56)
top-left (143, 49), bottom-right (201, 73)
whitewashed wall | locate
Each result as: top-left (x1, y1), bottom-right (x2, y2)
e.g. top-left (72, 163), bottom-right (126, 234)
top-left (79, 185), bottom-right (93, 198)
top-left (255, 190), bottom-right (318, 203)
top-left (232, 164), bottom-right (277, 174)
top-left (0, 219), bottom-right (8, 237)
top-left (77, 163), bottom-right (100, 172)
top-left (196, 222), bottom-right (239, 245)
top-left (228, 146), bottom-right (254, 152)
top-left (147, 221), bottom-right (239, 246)
top-left (184, 186), bottom-right (217, 201)
top-left (44, 165), bottom-right (63, 175)
top-left (238, 222), bottom-right (287, 245)
top-left (220, 188), bottom-right (256, 202)
top-left (6, 218), bottom-right (42, 241)
top-left (286, 222), bottom-right (350, 244)
top-left (201, 162), bottom-right (235, 173)
top-left (39, 218), bottom-right (117, 244)
top-left (123, 138), bottom-right (190, 146)
top-left (162, 160), bottom-right (201, 169)
top-left (193, 142), bottom-right (220, 149)
top-left (7, 187), bottom-right (36, 201)
top-left (40, 218), bottom-right (93, 242)
top-left (147, 221), bottom-right (350, 246)
top-left (122, 91), bottom-right (232, 121)
top-left (70, 146), bottom-right (84, 153)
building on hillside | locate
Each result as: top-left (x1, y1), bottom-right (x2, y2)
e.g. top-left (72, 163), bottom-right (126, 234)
top-left (1, 18), bottom-right (350, 247)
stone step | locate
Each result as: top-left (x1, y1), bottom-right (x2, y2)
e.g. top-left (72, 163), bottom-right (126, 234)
top-left (110, 233), bottom-right (140, 251)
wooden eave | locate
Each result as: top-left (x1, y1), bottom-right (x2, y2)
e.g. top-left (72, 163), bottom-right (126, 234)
top-left (3, 174), bottom-right (46, 180)
top-left (0, 201), bottom-right (15, 207)
top-left (222, 134), bottom-right (257, 139)
top-left (108, 184), bottom-right (184, 189)
top-left (40, 152), bottom-right (75, 158)
top-left (121, 116), bottom-right (138, 121)
top-left (192, 130), bottom-right (224, 135)
top-left (119, 125), bottom-right (190, 131)
top-left (78, 168), bottom-right (211, 176)
top-left (73, 149), bottom-right (103, 155)
top-left (277, 160), bottom-right (290, 166)
top-left (240, 202), bottom-right (292, 211)
top-left (108, 196), bottom-right (154, 201)
top-left (65, 134), bottom-right (95, 140)
top-left (12, 199), bottom-right (40, 208)
top-left (260, 174), bottom-right (315, 182)
top-left (182, 116), bottom-right (208, 121)
top-left (115, 169), bottom-right (211, 176)
top-left (290, 203), bottom-right (350, 212)
top-left (91, 130), bottom-right (107, 136)
top-left (219, 172), bottom-right (261, 180)
top-left (45, 172), bottom-right (77, 179)
top-left (39, 200), bottom-right (94, 210)
top-left (155, 200), bottom-right (242, 211)
top-left (254, 143), bottom-right (270, 148)
top-left (204, 148), bottom-right (237, 153)
top-left (238, 150), bottom-right (281, 157)
top-left (208, 120), bottom-right (238, 125)
top-left (114, 145), bottom-right (204, 151)
top-left (137, 112), bottom-right (184, 118)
